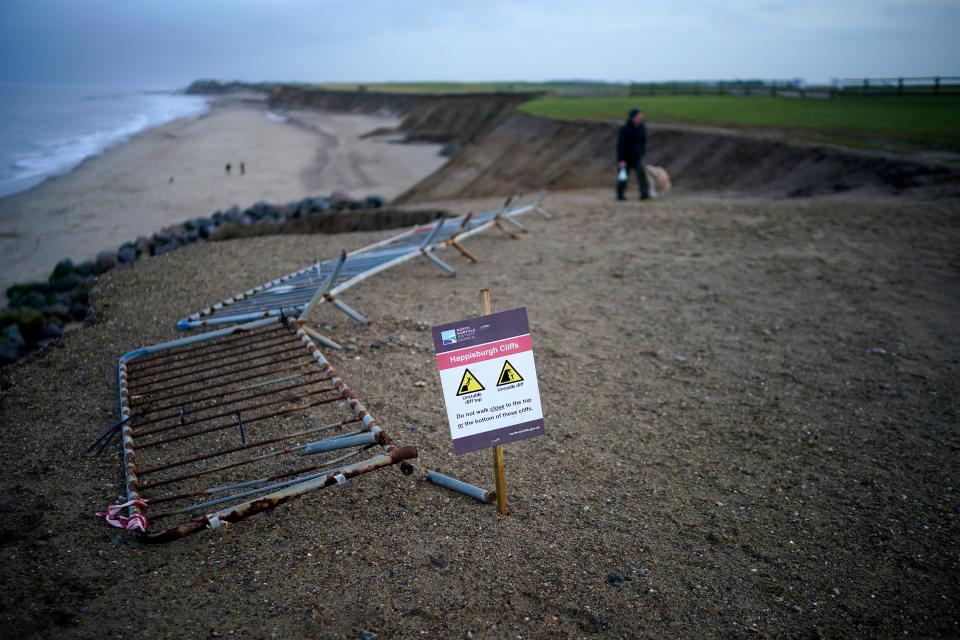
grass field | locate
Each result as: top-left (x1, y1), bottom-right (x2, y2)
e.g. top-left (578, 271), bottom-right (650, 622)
top-left (520, 95), bottom-right (960, 149)
top-left (312, 81), bottom-right (628, 96)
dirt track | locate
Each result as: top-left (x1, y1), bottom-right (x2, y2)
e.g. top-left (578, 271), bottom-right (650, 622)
top-left (0, 190), bottom-right (958, 638)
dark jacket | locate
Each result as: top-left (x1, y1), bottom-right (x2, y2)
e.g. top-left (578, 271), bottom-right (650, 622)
top-left (617, 121), bottom-right (647, 163)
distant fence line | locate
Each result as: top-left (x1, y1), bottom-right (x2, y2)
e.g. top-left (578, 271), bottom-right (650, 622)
top-left (626, 76), bottom-right (960, 99)
top-left (831, 76), bottom-right (960, 96)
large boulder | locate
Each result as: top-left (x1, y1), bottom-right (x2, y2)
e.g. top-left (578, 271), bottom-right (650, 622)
top-left (2, 323), bottom-right (25, 348)
top-left (51, 258), bottom-right (75, 280)
top-left (153, 242), bottom-right (178, 256)
top-left (69, 302), bottom-right (88, 321)
top-left (6, 282), bottom-right (50, 305)
top-left (94, 250), bottom-right (118, 274)
top-left (41, 323), bottom-right (64, 339)
top-left (0, 342), bottom-right (19, 366)
top-left (45, 303), bottom-right (72, 322)
top-left (49, 273), bottom-right (82, 292)
top-left (329, 191), bottom-right (351, 210)
top-left (74, 260), bottom-right (96, 277)
top-left (117, 246), bottom-right (137, 264)
top-left (0, 307), bottom-right (44, 343)
top-left (134, 235), bottom-right (152, 256)
top-left (18, 290), bottom-right (47, 310)
top-left (223, 205), bottom-right (241, 222)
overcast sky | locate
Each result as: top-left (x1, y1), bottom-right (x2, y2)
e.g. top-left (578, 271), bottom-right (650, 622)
top-left (1, 0), bottom-right (958, 88)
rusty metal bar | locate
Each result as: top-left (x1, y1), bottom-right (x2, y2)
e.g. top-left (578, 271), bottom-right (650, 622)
top-left (130, 361), bottom-right (316, 408)
top-left (134, 446), bottom-right (418, 543)
top-left (114, 317), bottom-right (424, 543)
top-left (140, 418), bottom-right (360, 489)
top-left (130, 335), bottom-right (299, 380)
top-left (134, 385), bottom-right (338, 438)
top-left (137, 394), bottom-right (343, 450)
top-left (130, 325), bottom-right (287, 367)
top-left (127, 331), bottom-right (290, 374)
top-left (130, 352), bottom-right (313, 400)
top-left (147, 445), bottom-right (372, 509)
top-left (132, 371), bottom-right (333, 428)
top-left (128, 343), bottom-right (306, 390)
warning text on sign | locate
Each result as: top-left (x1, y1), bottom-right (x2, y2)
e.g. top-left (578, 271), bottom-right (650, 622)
top-left (432, 308), bottom-right (545, 454)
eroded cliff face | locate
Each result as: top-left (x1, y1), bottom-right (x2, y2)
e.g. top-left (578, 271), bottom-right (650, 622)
top-left (268, 86), bottom-right (537, 147)
top-left (266, 85), bottom-right (960, 202)
top-left (397, 112), bottom-right (960, 202)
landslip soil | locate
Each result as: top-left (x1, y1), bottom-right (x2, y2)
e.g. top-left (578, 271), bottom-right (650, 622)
top-left (0, 190), bottom-right (958, 638)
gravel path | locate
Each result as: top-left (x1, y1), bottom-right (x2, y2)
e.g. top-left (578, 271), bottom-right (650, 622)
top-left (1, 190), bottom-right (958, 638)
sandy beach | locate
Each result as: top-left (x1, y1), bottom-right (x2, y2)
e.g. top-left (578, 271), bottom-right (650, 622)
top-left (0, 95), bottom-right (446, 297)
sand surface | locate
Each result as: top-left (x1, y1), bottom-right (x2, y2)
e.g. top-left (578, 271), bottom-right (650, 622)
top-left (0, 190), bottom-right (957, 638)
top-left (0, 96), bottom-right (446, 296)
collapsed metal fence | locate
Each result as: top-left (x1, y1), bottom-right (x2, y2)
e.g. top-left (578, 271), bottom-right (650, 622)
top-left (102, 192), bottom-right (553, 541)
top-left (177, 193), bottom-right (551, 331)
top-left (109, 316), bottom-right (417, 543)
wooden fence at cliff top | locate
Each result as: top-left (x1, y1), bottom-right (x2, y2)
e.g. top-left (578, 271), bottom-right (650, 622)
top-left (627, 76), bottom-right (960, 99)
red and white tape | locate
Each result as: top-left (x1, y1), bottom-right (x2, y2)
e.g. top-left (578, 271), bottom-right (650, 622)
top-left (96, 498), bottom-right (149, 532)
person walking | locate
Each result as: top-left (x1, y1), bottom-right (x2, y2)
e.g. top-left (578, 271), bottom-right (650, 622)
top-left (616, 108), bottom-right (650, 201)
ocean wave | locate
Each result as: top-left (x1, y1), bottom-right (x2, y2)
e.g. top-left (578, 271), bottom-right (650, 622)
top-left (0, 90), bottom-right (209, 196)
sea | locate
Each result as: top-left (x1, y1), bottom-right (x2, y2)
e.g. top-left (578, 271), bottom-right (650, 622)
top-left (0, 83), bottom-right (209, 198)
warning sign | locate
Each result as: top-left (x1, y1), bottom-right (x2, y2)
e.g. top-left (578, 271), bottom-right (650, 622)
top-left (432, 307), bottom-right (545, 454)
top-left (456, 369), bottom-right (485, 395)
top-left (497, 360), bottom-right (523, 386)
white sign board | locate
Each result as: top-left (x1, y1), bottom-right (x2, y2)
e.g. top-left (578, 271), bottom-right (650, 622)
top-left (431, 307), bottom-right (545, 454)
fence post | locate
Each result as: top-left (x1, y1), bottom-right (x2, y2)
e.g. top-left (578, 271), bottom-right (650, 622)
top-left (898, 77), bottom-right (904, 95)
top-left (863, 78), bottom-right (869, 95)
top-left (935, 76), bottom-right (941, 96)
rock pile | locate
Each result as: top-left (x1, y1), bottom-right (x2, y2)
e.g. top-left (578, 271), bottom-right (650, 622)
top-left (0, 192), bottom-right (385, 366)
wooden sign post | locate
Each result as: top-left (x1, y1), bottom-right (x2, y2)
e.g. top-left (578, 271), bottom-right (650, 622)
top-left (430, 292), bottom-right (545, 518)
top-left (481, 289), bottom-right (509, 516)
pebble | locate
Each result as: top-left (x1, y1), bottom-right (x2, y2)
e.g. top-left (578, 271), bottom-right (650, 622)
top-left (606, 572), bottom-right (625, 587)
top-left (430, 556), bottom-right (447, 568)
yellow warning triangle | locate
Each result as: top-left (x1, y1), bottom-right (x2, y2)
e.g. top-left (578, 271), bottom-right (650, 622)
top-left (456, 368), bottom-right (485, 396)
top-left (497, 360), bottom-right (524, 386)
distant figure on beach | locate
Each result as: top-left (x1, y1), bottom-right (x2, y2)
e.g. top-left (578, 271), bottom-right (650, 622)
top-left (616, 108), bottom-right (650, 201)
top-left (240, 161), bottom-right (245, 175)
top-left (225, 163), bottom-right (232, 175)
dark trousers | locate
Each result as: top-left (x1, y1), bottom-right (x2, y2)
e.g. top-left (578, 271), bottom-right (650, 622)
top-left (617, 159), bottom-right (649, 200)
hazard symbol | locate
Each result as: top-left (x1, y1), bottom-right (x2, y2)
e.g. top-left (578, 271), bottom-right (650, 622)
top-left (497, 360), bottom-right (524, 386)
top-left (456, 369), bottom-right (485, 396)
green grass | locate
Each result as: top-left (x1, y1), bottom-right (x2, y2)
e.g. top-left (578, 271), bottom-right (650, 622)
top-left (519, 95), bottom-right (960, 148)
top-left (311, 81), bottom-right (629, 95)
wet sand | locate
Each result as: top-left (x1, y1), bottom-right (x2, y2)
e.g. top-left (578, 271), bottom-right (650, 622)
top-left (0, 95), bottom-right (446, 296)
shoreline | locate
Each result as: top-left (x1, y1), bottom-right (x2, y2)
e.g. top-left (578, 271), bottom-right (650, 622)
top-left (0, 94), bottom-right (446, 298)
